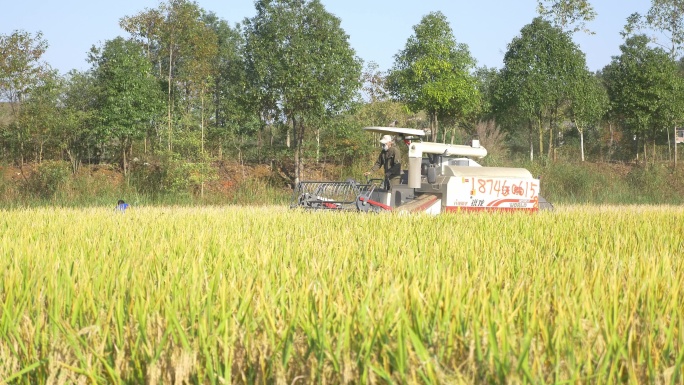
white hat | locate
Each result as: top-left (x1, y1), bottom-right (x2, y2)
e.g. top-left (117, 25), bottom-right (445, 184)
top-left (379, 135), bottom-right (393, 144)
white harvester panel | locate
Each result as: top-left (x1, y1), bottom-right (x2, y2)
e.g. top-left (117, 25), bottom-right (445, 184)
top-left (442, 166), bottom-right (540, 212)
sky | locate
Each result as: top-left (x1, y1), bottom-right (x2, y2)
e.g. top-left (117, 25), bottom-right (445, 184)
top-left (1, 0), bottom-right (652, 76)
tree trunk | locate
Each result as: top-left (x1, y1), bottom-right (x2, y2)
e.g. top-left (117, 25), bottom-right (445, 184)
top-left (66, 149), bottom-right (80, 174)
top-left (643, 138), bottom-right (647, 164)
top-left (635, 136), bottom-right (639, 161)
top-left (167, 47), bottom-right (173, 152)
top-left (608, 122), bottom-right (614, 160)
top-left (529, 121), bottom-right (534, 162)
top-left (19, 137), bottom-right (24, 167)
top-left (122, 139), bottom-right (128, 177)
top-left (298, 120), bottom-right (305, 184)
top-left (547, 117), bottom-right (554, 160)
top-left (537, 116), bottom-right (544, 158)
top-left (580, 130), bottom-right (585, 162)
top-left (201, 92), bottom-right (205, 198)
top-left (201, 92), bottom-right (205, 155)
top-left (316, 127), bottom-right (320, 163)
top-left (293, 117), bottom-right (300, 186)
top-left (667, 126), bottom-right (672, 161)
top-left (257, 124), bottom-right (262, 161)
top-left (431, 111), bottom-right (439, 142)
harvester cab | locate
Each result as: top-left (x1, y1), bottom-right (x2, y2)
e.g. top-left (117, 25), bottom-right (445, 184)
top-left (290, 126), bottom-right (553, 213)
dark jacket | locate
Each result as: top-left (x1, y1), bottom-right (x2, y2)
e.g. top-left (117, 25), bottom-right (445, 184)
top-left (371, 146), bottom-right (402, 179)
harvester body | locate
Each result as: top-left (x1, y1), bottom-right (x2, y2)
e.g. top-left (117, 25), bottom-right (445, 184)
top-left (290, 126), bottom-right (552, 213)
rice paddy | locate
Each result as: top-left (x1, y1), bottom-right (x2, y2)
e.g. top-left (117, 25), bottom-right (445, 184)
top-left (0, 205), bottom-right (682, 384)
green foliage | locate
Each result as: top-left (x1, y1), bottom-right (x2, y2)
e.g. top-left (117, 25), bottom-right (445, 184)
top-left (90, 37), bottom-right (164, 174)
top-left (624, 0), bottom-right (684, 58)
top-left (569, 73), bottom-right (609, 127)
top-left (626, 163), bottom-right (670, 202)
top-left (532, 161), bottom-right (611, 202)
top-left (319, 116), bottom-right (375, 166)
top-left (206, 15), bottom-right (254, 150)
top-left (602, 35), bottom-right (684, 148)
top-left (66, 168), bottom-right (127, 205)
top-left (0, 30), bottom-right (52, 165)
top-left (537, 0), bottom-right (597, 34)
top-left (129, 153), bottom-right (217, 197)
top-left (388, 11), bottom-right (480, 141)
top-left (243, 0), bottom-right (362, 183)
top-left (61, 70), bottom-right (99, 171)
top-left (473, 66), bottom-right (500, 121)
top-left (22, 161), bottom-right (71, 199)
top-left (0, 30), bottom-right (48, 105)
top-left (494, 17), bottom-right (589, 159)
top-left (16, 69), bottom-right (65, 163)
top-left (120, 0), bottom-right (219, 153)
top-left (244, 0), bottom-right (362, 119)
top-left (569, 72), bottom-right (609, 161)
top-left (523, 160), bottom-right (684, 204)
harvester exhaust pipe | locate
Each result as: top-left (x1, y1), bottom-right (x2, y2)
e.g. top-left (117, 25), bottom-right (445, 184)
top-left (408, 157), bottom-right (422, 188)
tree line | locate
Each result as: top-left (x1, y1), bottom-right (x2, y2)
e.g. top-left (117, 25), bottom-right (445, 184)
top-left (1, 0), bottom-right (684, 193)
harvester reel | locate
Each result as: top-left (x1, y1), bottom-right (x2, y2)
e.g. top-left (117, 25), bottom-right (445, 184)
top-left (297, 193), bottom-right (315, 208)
top-left (356, 195), bottom-right (382, 213)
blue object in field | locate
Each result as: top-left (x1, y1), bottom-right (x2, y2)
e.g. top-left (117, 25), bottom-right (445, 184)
top-left (116, 200), bottom-right (129, 212)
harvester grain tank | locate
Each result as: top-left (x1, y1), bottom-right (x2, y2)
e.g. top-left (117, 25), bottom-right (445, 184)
top-left (291, 126), bottom-right (553, 213)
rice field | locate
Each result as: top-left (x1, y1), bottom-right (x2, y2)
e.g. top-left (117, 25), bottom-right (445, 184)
top-left (0, 205), bottom-right (683, 384)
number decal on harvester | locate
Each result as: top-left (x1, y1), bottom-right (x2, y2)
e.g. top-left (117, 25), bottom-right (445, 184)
top-left (471, 178), bottom-right (538, 199)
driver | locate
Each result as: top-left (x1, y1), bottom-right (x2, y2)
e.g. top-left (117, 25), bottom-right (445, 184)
top-left (364, 135), bottom-right (402, 189)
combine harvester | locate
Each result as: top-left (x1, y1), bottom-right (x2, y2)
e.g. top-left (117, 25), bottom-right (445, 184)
top-left (291, 126), bottom-right (553, 213)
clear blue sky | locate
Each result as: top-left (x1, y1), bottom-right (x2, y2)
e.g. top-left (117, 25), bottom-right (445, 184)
top-left (2, 0), bottom-right (651, 75)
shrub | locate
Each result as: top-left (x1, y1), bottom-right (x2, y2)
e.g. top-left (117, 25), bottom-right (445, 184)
top-left (22, 161), bottom-right (70, 199)
top-left (626, 164), bottom-right (669, 204)
top-left (129, 153), bottom-right (218, 197)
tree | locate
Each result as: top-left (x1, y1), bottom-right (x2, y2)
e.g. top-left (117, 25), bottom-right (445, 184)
top-left (0, 30), bottom-right (49, 165)
top-left (569, 72), bottom-right (609, 161)
top-left (243, 0), bottom-right (362, 185)
top-left (623, 0), bottom-right (684, 166)
top-left (358, 62), bottom-right (408, 128)
top-left (16, 69), bottom-right (64, 163)
top-left (624, 0), bottom-right (684, 58)
top-left (61, 70), bottom-right (98, 173)
top-left (90, 37), bottom-right (164, 176)
top-left (387, 11), bottom-right (480, 142)
top-left (603, 35), bottom-right (684, 162)
top-left (121, 0), bottom-right (217, 153)
top-left (205, 15), bottom-right (260, 161)
top-left (473, 66), bottom-right (500, 122)
top-left (493, 17), bottom-right (586, 161)
top-left (362, 61), bottom-right (389, 104)
top-left (537, 0), bottom-right (597, 34)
